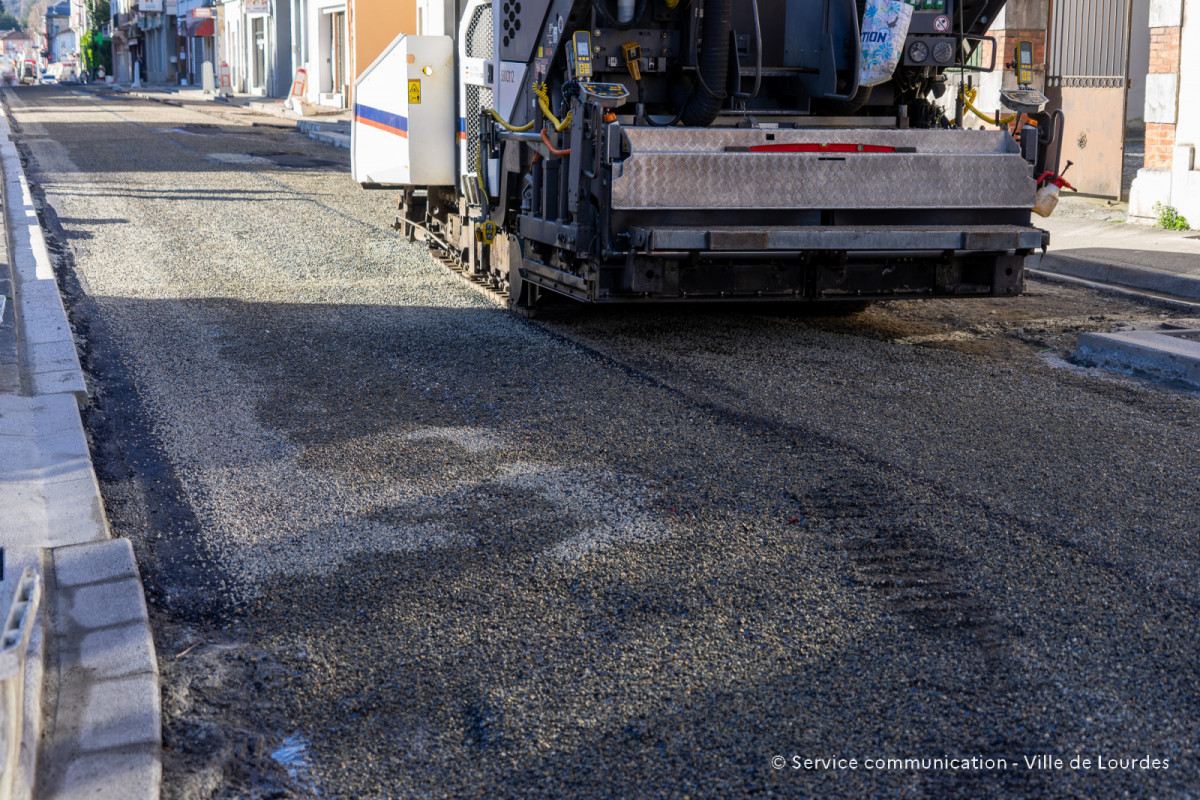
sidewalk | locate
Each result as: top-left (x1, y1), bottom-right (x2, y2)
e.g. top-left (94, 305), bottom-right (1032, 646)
top-left (1031, 196), bottom-right (1200, 388)
top-left (1031, 196), bottom-right (1200, 309)
top-left (0, 94), bottom-right (160, 799)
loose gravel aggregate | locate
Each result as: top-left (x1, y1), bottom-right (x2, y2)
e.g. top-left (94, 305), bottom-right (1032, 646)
top-left (7, 85), bottom-right (1200, 799)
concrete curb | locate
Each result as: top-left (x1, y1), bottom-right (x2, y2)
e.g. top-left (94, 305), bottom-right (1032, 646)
top-left (37, 540), bottom-right (161, 800)
top-left (1074, 329), bottom-right (1200, 389)
top-left (0, 91), bottom-right (161, 800)
top-left (1033, 251), bottom-right (1200, 302)
top-left (306, 130), bottom-right (350, 150)
top-left (1027, 269), bottom-right (1200, 314)
top-left (0, 116), bottom-right (86, 405)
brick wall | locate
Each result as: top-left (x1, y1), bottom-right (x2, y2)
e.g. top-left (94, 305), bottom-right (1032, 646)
top-left (1146, 122), bottom-right (1177, 169)
top-left (1149, 27), bottom-right (1181, 74)
top-left (1146, 25), bottom-right (1182, 169)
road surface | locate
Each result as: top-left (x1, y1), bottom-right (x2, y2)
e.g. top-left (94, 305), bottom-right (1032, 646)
top-left (6, 84), bottom-right (1199, 799)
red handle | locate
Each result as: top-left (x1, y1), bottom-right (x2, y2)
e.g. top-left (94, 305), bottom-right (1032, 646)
top-left (1036, 171), bottom-right (1077, 192)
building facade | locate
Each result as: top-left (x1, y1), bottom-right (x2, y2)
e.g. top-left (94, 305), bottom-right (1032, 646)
top-left (209, 0), bottom-right (290, 96)
top-left (110, 0), bottom-right (137, 81)
top-left (0, 29), bottom-right (33, 61)
top-left (282, 0), bottom-right (414, 108)
top-left (175, 0), bottom-right (215, 86)
top-left (293, 0), bottom-right (352, 106)
top-left (45, 1), bottom-right (75, 63)
top-left (136, 0), bottom-right (179, 83)
top-left (1128, 0), bottom-right (1199, 226)
top-left (348, 0), bottom-right (414, 96)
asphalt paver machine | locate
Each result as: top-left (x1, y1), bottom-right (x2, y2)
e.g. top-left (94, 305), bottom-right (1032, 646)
top-left (353, 0), bottom-right (1065, 308)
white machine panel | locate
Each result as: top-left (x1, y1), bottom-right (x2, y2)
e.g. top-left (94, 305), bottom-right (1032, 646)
top-left (497, 61), bottom-right (528, 121)
top-left (352, 34), bottom-right (455, 187)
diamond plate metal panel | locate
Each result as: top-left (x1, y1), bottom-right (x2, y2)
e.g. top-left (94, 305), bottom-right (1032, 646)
top-left (612, 128), bottom-right (1034, 210)
top-left (621, 128), bottom-right (1022, 155)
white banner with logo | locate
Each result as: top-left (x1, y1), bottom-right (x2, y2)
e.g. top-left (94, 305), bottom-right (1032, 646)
top-left (859, 0), bottom-right (914, 87)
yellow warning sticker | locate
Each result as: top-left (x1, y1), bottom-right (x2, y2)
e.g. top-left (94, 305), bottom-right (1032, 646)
top-left (408, 79), bottom-right (421, 104)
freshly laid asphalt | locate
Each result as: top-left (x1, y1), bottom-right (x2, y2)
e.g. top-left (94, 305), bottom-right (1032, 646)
top-left (2, 83), bottom-right (1199, 799)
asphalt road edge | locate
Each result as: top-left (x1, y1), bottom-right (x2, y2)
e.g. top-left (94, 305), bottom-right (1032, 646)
top-left (0, 90), bottom-right (162, 800)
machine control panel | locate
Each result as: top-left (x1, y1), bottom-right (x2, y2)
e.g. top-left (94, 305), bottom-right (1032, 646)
top-left (1000, 88), bottom-right (1048, 114)
top-left (570, 31), bottom-right (594, 79)
top-left (1015, 39), bottom-right (1035, 86)
top-left (1000, 41), bottom-right (1047, 112)
top-left (901, 0), bottom-right (960, 66)
top-left (578, 82), bottom-right (630, 107)
top-left (906, 0), bottom-right (956, 34)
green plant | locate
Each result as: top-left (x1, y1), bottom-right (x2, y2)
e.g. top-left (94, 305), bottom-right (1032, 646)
top-left (80, 29), bottom-right (113, 78)
top-left (1154, 202), bottom-right (1191, 231)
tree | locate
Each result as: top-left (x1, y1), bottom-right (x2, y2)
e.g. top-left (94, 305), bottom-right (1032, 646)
top-left (20, 0), bottom-right (47, 33)
top-left (84, 0), bottom-right (108, 31)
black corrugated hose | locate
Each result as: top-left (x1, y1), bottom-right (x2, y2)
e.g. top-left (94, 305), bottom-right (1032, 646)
top-left (680, 0), bottom-right (732, 126)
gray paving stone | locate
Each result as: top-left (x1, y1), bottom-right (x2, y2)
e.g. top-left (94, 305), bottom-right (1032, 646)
top-left (43, 479), bottom-right (109, 546)
top-left (0, 394), bottom-right (81, 437)
top-left (16, 282), bottom-right (72, 347)
top-left (25, 338), bottom-right (82, 374)
top-left (54, 539), bottom-right (140, 588)
top-left (0, 371), bottom-right (20, 396)
top-left (29, 368), bottom-right (87, 399)
top-left (29, 432), bottom-right (92, 475)
top-left (59, 752), bottom-right (160, 800)
top-left (0, 326), bottom-right (18, 355)
top-left (0, 481), bottom-right (42, 548)
top-left (0, 433), bottom-right (91, 482)
top-left (0, 376), bottom-right (20, 396)
top-left (0, 434), bottom-right (39, 471)
top-left (77, 674), bottom-right (160, 752)
top-left (68, 580), bottom-right (146, 629)
top-left (77, 624), bottom-right (156, 680)
top-left (0, 476), bottom-right (104, 548)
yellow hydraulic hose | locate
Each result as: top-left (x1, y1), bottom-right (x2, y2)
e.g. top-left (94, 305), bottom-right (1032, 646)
top-left (961, 85), bottom-right (1016, 126)
top-left (485, 108), bottom-right (534, 132)
top-left (534, 82), bottom-right (573, 132)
